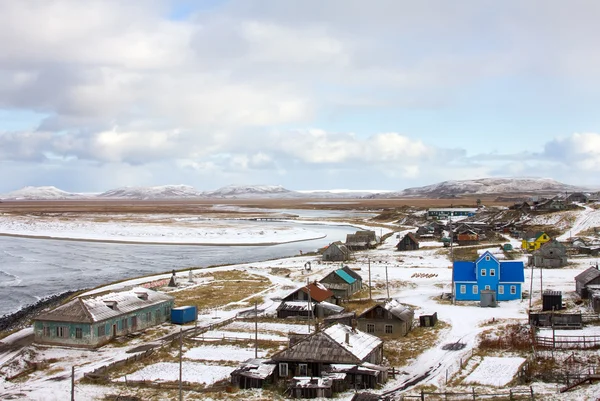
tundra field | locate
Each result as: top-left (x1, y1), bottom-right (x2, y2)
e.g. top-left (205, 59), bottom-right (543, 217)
top-left (1, 197), bottom-right (599, 401)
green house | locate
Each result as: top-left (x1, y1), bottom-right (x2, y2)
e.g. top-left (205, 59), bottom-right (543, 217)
top-left (33, 287), bottom-right (175, 348)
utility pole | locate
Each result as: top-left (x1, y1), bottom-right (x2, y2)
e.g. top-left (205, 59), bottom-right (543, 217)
top-left (71, 366), bottom-right (75, 401)
top-left (540, 267), bottom-right (543, 302)
top-left (368, 257), bottom-right (372, 300)
top-left (528, 264), bottom-right (534, 310)
top-left (450, 216), bottom-right (455, 305)
top-left (179, 328), bottom-right (183, 401)
top-left (254, 301), bottom-right (258, 358)
top-left (385, 264), bottom-right (390, 300)
top-left (306, 278), bottom-right (312, 333)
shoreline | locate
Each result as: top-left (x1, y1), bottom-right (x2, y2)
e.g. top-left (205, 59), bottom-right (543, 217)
top-left (0, 232), bottom-right (327, 247)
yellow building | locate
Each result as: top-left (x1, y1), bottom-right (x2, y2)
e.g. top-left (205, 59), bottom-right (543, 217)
top-left (521, 232), bottom-right (551, 251)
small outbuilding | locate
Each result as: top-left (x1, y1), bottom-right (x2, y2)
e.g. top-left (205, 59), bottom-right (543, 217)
top-left (542, 290), bottom-right (563, 312)
top-left (574, 266), bottom-right (600, 298)
top-left (230, 358), bottom-right (276, 389)
top-left (322, 242), bottom-right (350, 262)
top-left (419, 312), bottom-right (438, 327)
top-left (396, 233), bottom-right (419, 251)
top-left (529, 239), bottom-right (567, 268)
top-left (320, 268), bottom-right (361, 299)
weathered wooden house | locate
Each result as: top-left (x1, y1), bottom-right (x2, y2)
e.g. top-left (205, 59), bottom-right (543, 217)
top-left (456, 230), bottom-right (479, 246)
top-left (509, 202), bottom-right (531, 211)
top-left (271, 323), bottom-right (386, 392)
top-left (396, 233), bottom-right (419, 251)
top-left (415, 225), bottom-right (434, 239)
top-left (33, 288), bottom-right (174, 348)
top-left (278, 283), bottom-right (341, 318)
top-left (521, 231), bottom-right (551, 251)
top-left (528, 239), bottom-right (567, 268)
top-left (319, 268), bottom-right (361, 299)
top-left (566, 192), bottom-right (588, 203)
top-left (341, 265), bottom-right (363, 289)
top-left (324, 312), bottom-right (356, 327)
top-left (230, 358), bottom-right (276, 389)
top-left (322, 241), bottom-right (350, 262)
top-left (534, 197), bottom-right (567, 212)
top-left (345, 230), bottom-right (378, 251)
top-left (356, 299), bottom-right (414, 338)
top-left (574, 266), bottom-right (600, 298)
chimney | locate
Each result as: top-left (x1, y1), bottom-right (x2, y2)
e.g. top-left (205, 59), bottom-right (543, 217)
top-left (345, 332), bottom-right (350, 344)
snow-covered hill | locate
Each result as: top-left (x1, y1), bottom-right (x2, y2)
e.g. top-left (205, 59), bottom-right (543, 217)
top-left (0, 186), bottom-right (88, 200)
top-left (386, 177), bottom-right (588, 198)
top-left (98, 185), bottom-right (203, 200)
top-left (203, 185), bottom-right (298, 198)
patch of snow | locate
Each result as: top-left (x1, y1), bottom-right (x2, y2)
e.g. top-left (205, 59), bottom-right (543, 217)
top-left (116, 362), bottom-right (234, 384)
top-left (464, 356), bottom-right (525, 386)
top-left (184, 345), bottom-right (267, 361)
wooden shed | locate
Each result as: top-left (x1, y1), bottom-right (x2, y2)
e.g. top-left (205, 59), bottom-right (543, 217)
top-left (230, 359), bottom-right (276, 389)
top-left (396, 233), bottom-right (419, 251)
top-left (574, 266), bottom-right (600, 298)
top-left (322, 242), bottom-right (350, 262)
top-left (419, 312), bottom-right (438, 327)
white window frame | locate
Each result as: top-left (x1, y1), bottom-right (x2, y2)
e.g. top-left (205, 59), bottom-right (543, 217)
top-left (279, 363), bottom-right (288, 377)
top-left (510, 285), bottom-right (517, 295)
top-left (490, 269), bottom-right (496, 276)
top-left (481, 269), bottom-right (486, 276)
top-left (385, 325), bottom-right (393, 334)
top-left (299, 363), bottom-right (308, 376)
top-left (498, 285), bottom-right (504, 294)
top-left (485, 256), bottom-right (490, 261)
top-left (473, 285), bottom-right (478, 294)
top-left (460, 285), bottom-right (466, 294)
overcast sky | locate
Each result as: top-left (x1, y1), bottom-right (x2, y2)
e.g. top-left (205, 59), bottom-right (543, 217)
top-left (1, 0), bottom-right (600, 192)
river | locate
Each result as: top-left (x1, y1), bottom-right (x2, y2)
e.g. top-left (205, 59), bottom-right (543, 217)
top-left (0, 221), bottom-right (361, 317)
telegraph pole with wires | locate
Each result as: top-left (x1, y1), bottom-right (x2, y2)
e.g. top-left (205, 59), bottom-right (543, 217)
top-left (450, 215), bottom-right (455, 305)
top-left (179, 328), bottom-right (183, 401)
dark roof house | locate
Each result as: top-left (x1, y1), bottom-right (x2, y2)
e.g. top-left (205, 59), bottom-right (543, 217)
top-left (396, 233), bottom-right (419, 251)
top-left (357, 299), bottom-right (414, 338)
top-left (575, 266), bottom-right (600, 298)
top-left (322, 241), bottom-right (350, 262)
top-left (529, 239), bottom-right (567, 268)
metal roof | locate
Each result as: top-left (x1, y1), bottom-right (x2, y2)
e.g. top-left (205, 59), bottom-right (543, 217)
top-left (335, 269), bottom-right (356, 285)
top-left (575, 266), bottom-right (600, 284)
top-left (358, 299), bottom-right (414, 322)
top-left (35, 287), bottom-right (174, 324)
top-left (453, 261), bottom-right (476, 281)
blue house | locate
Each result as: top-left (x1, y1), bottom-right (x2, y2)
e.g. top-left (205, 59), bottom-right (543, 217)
top-left (453, 251), bottom-right (524, 302)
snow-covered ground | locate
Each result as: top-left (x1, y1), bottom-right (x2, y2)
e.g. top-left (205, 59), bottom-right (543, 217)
top-left (1, 205), bottom-right (600, 400)
top-left (464, 356), bottom-right (526, 386)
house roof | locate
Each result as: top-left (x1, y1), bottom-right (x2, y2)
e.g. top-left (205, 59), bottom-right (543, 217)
top-left (575, 266), bottom-right (600, 285)
top-left (340, 266), bottom-right (362, 282)
top-left (453, 261), bottom-right (476, 281)
top-left (271, 323), bottom-right (381, 364)
top-left (299, 282), bottom-right (334, 303)
top-left (335, 269), bottom-right (356, 285)
top-left (499, 261), bottom-right (525, 282)
top-left (357, 299), bottom-right (413, 322)
top-left (35, 288), bottom-right (174, 324)
top-left (277, 301), bottom-right (316, 312)
top-left (404, 232), bottom-right (419, 244)
top-left (231, 359), bottom-right (276, 380)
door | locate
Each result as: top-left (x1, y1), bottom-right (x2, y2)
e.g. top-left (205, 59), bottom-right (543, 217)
top-left (112, 324), bottom-right (117, 337)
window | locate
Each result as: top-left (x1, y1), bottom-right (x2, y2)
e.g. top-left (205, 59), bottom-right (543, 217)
top-left (366, 324), bottom-right (375, 333)
top-left (385, 325), bottom-right (393, 334)
top-left (122, 318), bottom-right (128, 331)
top-left (485, 256), bottom-right (490, 261)
top-left (498, 285), bottom-right (504, 294)
top-left (75, 328), bottom-right (83, 339)
top-left (299, 363), bottom-right (308, 376)
top-left (510, 285), bottom-right (517, 295)
top-left (131, 316), bottom-right (138, 329)
top-left (43, 326), bottom-right (51, 337)
top-left (490, 269), bottom-right (495, 277)
top-left (56, 326), bottom-right (68, 338)
top-left (473, 285), bottom-right (478, 294)
top-left (485, 285), bottom-right (490, 290)
top-left (480, 269), bottom-right (486, 276)
top-left (98, 325), bottom-right (106, 337)
top-left (460, 285), bottom-right (466, 294)
top-left (146, 311), bottom-right (152, 322)
top-left (376, 308), bottom-right (383, 318)
top-left (279, 363), bottom-right (288, 377)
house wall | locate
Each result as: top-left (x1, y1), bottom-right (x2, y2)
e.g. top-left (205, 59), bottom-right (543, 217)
top-left (454, 282), bottom-right (521, 301)
top-left (320, 272), bottom-right (355, 298)
top-left (323, 246), bottom-right (347, 262)
top-left (34, 300), bottom-right (174, 348)
top-left (356, 318), bottom-right (410, 338)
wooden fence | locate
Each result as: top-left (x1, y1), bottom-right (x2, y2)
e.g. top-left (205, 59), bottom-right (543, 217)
top-left (399, 387), bottom-right (535, 400)
top-left (535, 333), bottom-right (600, 349)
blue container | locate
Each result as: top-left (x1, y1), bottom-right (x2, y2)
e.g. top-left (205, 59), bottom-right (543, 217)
top-left (171, 306), bottom-right (197, 324)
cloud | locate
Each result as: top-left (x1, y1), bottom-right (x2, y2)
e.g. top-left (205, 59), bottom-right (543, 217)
top-left (542, 132), bottom-right (600, 171)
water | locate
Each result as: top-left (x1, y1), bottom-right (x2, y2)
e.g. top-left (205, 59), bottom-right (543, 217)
top-left (0, 221), bottom-right (358, 317)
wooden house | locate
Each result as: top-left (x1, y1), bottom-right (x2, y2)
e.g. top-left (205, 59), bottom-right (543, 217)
top-left (319, 268), bottom-right (361, 299)
top-left (271, 323), bottom-right (386, 391)
top-left (456, 230), bottom-right (479, 246)
top-left (396, 233), bottom-right (419, 251)
top-left (356, 299), bottom-right (414, 338)
top-left (566, 192), bottom-right (588, 203)
top-left (415, 225), bottom-right (434, 239)
top-left (345, 230), bottom-right (378, 251)
top-left (324, 312), bottom-right (356, 327)
top-left (230, 359), bottom-right (276, 389)
top-left (453, 251), bottom-right (524, 302)
top-left (574, 266), bottom-right (600, 298)
top-left (534, 197), bottom-right (567, 212)
top-left (529, 239), bottom-right (567, 268)
top-left (509, 202), bottom-right (531, 211)
top-left (521, 231), bottom-right (551, 251)
top-left (322, 241), bottom-right (350, 262)
top-left (278, 283), bottom-right (341, 318)
top-left (341, 265), bottom-right (363, 289)
top-left (33, 288), bottom-right (174, 348)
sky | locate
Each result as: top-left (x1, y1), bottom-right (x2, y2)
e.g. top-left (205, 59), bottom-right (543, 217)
top-left (1, 0), bottom-right (600, 193)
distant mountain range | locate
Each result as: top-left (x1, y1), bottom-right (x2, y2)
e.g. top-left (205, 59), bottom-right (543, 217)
top-left (0, 178), bottom-right (593, 200)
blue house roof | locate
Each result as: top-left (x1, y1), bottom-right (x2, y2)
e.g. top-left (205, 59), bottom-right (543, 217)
top-left (335, 269), bottom-right (356, 284)
top-left (453, 261), bottom-right (476, 281)
top-left (499, 261), bottom-right (525, 282)
top-left (476, 251), bottom-right (498, 264)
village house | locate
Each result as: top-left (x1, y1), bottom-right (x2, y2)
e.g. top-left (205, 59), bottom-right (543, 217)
top-left (356, 299), bottom-right (414, 338)
top-left (528, 239), bottom-right (568, 268)
top-left (453, 251), bottom-right (525, 302)
top-left (322, 241), bottom-right (350, 262)
top-left (345, 230), bottom-right (378, 251)
top-left (415, 225), bottom-right (434, 239)
top-left (574, 266), bottom-right (600, 299)
top-left (319, 268), bottom-right (362, 299)
top-left (456, 229), bottom-right (480, 246)
top-left (566, 192), bottom-right (588, 203)
top-left (341, 265), bottom-right (363, 289)
top-left (33, 287), bottom-right (175, 348)
top-left (271, 323), bottom-right (387, 395)
top-left (508, 201), bottom-right (531, 212)
top-left (521, 231), bottom-right (551, 252)
top-left (230, 358), bottom-right (276, 389)
top-left (277, 283), bottom-right (342, 319)
top-left (427, 207), bottom-right (477, 220)
top-left (534, 197), bottom-right (568, 212)
top-left (396, 232), bottom-right (419, 251)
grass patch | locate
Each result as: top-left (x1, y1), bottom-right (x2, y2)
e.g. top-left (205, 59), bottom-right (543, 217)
top-left (169, 270), bottom-right (271, 310)
top-left (450, 243), bottom-right (503, 261)
top-left (384, 320), bottom-right (450, 366)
